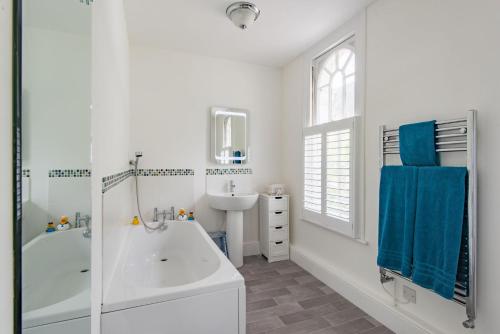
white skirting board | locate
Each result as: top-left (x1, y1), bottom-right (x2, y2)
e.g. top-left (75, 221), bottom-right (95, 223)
top-left (243, 240), bottom-right (260, 256)
top-left (290, 245), bottom-right (445, 334)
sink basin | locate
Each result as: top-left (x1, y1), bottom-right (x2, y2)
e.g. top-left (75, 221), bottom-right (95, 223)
top-left (207, 192), bottom-right (258, 211)
top-left (207, 192), bottom-right (259, 268)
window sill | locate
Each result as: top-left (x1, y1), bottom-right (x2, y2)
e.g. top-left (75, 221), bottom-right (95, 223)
top-left (301, 216), bottom-right (368, 246)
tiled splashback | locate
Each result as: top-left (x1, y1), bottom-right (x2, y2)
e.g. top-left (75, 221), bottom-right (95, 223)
top-left (102, 168), bottom-right (196, 193)
top-left (206, 168), bottom-right (253, 175)
top-left (98, 166), bottom-right (255, 236)
top-left (26, 167), bottom-right (254, 194)
top-left (136, 169), bottom-right (194, 176)
top-left (48, 169), bottom-right (91, 178)
top-left (102, 170), bottom-right (134, 193)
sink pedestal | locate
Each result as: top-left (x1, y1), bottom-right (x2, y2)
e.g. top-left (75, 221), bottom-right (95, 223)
top-left (226, 211), bottom-right (244, 268)
top-left (207, 192), bottom-right (258, 269)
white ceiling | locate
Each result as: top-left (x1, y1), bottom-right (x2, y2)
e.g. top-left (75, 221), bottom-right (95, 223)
top-left (124, 0), bottom-right (374, 67)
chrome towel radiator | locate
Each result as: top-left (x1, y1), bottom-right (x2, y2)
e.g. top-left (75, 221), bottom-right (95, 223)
top-left (378, 110), bottom-right (477, 329)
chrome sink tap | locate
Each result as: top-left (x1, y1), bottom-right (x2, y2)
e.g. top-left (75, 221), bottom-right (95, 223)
top-left (229, 180), bottom-right (236, 193)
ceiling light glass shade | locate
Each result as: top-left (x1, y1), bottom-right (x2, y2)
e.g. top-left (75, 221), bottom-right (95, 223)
top-left (226, 2), bottom-right (260, 30)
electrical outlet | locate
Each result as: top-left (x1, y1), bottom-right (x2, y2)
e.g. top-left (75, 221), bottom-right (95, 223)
top-left (403, 285), bottom-right (416, 303)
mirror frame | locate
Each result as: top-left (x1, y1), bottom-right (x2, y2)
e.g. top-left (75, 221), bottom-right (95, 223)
top-left (13, 0), bottom-right (23, 333)
top-left (210, 106), bottom-right (249, 164)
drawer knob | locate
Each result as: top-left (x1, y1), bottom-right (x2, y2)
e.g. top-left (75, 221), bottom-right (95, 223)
top-left (275, 196), bottom-right (283, 199)
top-left (275, 226), bottom-right (283, 230)
top-left (275, 241), bottom-right (283, 245)
top-left (274, 211), bottom-right (283, 215)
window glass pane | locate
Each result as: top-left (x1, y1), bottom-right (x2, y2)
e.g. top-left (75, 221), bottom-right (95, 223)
top-left (331, 72), bottom-right (344, 120)
top-left (318, 86), bottom-right (329, 124)
top-left (318, 70), bottom-right (329, 87)
top-left (311, 37), bottom-right (356, 126)
top-left (338, 48), bottom-right (351, 69)
top-left (345, 56), bottom-right (355, 76)
top-left (324, 53), bottom-right (336, 73)
top-left (345, 75), bottom-right (355, 118)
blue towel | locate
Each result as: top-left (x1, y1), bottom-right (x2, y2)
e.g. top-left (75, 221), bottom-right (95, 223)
top-left (208, 231), bottom-right (228, 257)
top-left (412, 167), bottom-right (467, 299)
top-left (377, 166), bottom-right (418, 277)
top-left (399, 121), bottom-right (438, 166)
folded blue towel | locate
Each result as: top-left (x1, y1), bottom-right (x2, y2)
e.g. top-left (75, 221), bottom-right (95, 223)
top-left (377, 166), bottom-right (418, 277)
top-left (412, 167), bottom-right (467, 299)
top-left (399, 121), bottom-right (438, 166)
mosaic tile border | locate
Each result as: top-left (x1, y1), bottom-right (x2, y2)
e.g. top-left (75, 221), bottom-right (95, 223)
top-left (102, 169), bottom-right (133, 194)
top-left (22, 169), bottom-right (30, 178)
top-left (48, 169), bottom-right (91, 178)
top-left (206, 168), bottom-right (253, 176)
top-left (102, 168), bottom-right (195, 193)
top-left (136, 169), bottom-right (194, 176)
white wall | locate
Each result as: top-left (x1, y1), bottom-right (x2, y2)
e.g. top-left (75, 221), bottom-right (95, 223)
top-left (129, 46), bottom-right (283, 247)
top-left (0, 0), bottom-right (13, 332)
top-left (91, 0), bottom-right (131, 333)
top-left (22, 26), bottom-right (91, 244)
top-left (283, 0), bottom-right (500, 333)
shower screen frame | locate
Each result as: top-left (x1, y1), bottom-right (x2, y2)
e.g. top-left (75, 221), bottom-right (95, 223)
top-left (12, 0), bottom-right (23, 333)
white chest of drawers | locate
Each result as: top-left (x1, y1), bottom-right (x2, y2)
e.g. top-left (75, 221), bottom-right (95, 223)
top-left (259, 194), bottom-right (289, 263)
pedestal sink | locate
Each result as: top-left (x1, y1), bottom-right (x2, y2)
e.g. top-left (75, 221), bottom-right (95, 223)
top-left (207, 192), bottom-right (258, 268)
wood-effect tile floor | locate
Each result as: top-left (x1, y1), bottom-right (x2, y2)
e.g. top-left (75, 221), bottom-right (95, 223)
top-left (239, 256), bottom-right (394, 334)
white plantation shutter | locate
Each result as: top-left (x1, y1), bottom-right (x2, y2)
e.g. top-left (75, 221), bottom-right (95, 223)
top-left (304, 134), bottom-right (322, 213)
top-left (302, 117), bottom-right (358, 236)
top-left (326, 129), bottom-right (351, 222)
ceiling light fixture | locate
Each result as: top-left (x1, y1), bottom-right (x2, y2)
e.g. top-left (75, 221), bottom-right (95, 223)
top-left (226, 2), bottom-right (261, 30)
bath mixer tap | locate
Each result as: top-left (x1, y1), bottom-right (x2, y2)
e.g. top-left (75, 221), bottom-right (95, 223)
top-left (81, 215), bottom-right (91, 239)
top-left (75, 212), bottom-right (81, 228)
top-left (153, 206), bottom-right (175, 222)
top-left (170, 206), bottom-right (175, 220)
top-left (153, 207), bottom-right (159, 222)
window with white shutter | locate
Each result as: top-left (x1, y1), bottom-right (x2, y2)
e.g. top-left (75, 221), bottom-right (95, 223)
top-left (304, 134), bottom-right (322, 213)
top-left (326, 128), bottom-right (350, 222)
top-left (302, 34), bottom-right (363, 238)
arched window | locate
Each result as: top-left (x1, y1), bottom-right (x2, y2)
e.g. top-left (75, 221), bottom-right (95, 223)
top-left (303, 35), bottom-right (362, 238)
top-left (313, 38), bottom-right (355, 125)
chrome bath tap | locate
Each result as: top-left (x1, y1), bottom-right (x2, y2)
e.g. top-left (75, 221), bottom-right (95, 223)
top-left (153, 206), bottom-right (176, 223)
top-left (80, 215), bottom-right (91, 238)
top-left (75, 212), bottom-right (81, 228)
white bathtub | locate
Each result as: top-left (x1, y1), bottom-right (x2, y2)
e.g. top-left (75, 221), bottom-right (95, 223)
top-left (102, 221), bottom-right (246, 334)
top-left (22, 228), bottom-right (90, 332)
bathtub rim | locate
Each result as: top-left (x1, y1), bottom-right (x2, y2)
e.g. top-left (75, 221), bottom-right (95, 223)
top-left (102, 220), bottom-right (245, 313)
top-left (22, 228), bottom-right (91, 329)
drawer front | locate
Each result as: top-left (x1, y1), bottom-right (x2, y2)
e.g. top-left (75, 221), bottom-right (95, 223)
top-left (268, 196), bottom-right (288, 211)
top-left (270, 240), bottom-right (289, 257)
top-left (269, 211), bottom-right (288, 226)
top-left (269, 225), bottom-right (289, 241)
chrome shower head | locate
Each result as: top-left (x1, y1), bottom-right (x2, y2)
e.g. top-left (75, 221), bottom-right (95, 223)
top-left (130, 152), bottom-right (143, 167)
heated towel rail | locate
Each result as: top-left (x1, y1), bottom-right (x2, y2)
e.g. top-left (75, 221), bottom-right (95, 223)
top-left (378, 110), bottom-right (477, 329)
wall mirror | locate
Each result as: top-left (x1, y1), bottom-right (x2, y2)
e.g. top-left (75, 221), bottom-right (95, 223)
top-left (211, 107), bottom-right (249, 164)
top-left (19, 0), bottom-right (92, 333)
